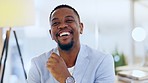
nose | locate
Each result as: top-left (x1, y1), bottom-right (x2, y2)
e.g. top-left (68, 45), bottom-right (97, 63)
top-left (58, 23), bottom-right (68, 29)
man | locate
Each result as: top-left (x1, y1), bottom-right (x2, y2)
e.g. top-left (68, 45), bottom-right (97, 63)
top-left (27, 4), bottom-right (115, 83)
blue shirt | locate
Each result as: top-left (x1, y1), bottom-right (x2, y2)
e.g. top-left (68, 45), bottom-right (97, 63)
top-left (27, 44), bottom-right (115, 83)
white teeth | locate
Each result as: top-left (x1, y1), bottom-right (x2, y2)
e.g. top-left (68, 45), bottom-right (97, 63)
top-left (59, 32), bottom-right (70, 37)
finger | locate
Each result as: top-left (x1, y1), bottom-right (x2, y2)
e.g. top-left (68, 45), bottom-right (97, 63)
top-left (46, 62), bottom-right (55, 71)
top-left (46, 60), bottom-right (57, 68)
top-left (46, 61), bottom-right (54, 67)
top-left (49, 53), bottom-right (61, 61)
top-left (51, 52), bottom-right (60, 58)
top-left (47, 56), bottom-right (59, 63)
top-left (47, 52), bottom-right (62, 64)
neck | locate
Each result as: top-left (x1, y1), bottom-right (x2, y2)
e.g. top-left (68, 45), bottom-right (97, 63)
top-left (58, 43), bottom-right (80, 68)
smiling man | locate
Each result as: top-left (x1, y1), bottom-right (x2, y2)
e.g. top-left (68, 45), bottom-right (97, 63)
top-left (27, 4), bottom-right (115, 83)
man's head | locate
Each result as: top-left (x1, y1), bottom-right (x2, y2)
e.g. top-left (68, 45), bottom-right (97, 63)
top-left (49, 5), bottom-right (80, 22)
top-left (49, 4), bottom-right (83, 51)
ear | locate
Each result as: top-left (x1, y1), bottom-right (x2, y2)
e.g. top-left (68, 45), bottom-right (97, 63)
top-left (79, 23), bottom-right (84, 34)
top-left (49, 29), bottom-right (54, 40)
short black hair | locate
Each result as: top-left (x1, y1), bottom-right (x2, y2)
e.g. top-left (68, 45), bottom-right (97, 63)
top-left (49, 4), bottom-right (80, 21)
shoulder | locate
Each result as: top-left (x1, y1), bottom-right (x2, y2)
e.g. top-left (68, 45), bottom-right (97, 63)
top-left (27, 50), bottom-right (53, 82)
top-left (29, 50), bottom-right (53, 75)
top-left (32, 52), bottom-right (48, 61)
top-left (82, 44), bottom-right (112, 60)
top-left (81, 44), bottom-right (114, 66)
top-left (31, 50), bottom-right (52, 66)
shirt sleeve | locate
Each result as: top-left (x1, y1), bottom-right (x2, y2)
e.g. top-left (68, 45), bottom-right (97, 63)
top-left (27, 58), bottom-right (41, 83)
top-left (95, 54), bottom-right (115, 83)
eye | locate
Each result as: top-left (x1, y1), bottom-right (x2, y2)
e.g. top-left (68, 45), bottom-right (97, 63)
top-left (52, 22), bottom-right (60, 26)
top-left (66, 19), bottom-right (74, 23)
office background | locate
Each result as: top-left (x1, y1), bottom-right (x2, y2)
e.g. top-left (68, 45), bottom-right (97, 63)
top-left (0, 0), bottom-right (148, 83)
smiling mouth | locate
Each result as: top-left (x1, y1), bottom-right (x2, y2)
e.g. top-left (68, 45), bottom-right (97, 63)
top-left (59, 32), bottom-right (70, 37)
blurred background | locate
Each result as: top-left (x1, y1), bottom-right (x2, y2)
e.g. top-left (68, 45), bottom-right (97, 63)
top-left (0, 0), bottom-right (148, 83)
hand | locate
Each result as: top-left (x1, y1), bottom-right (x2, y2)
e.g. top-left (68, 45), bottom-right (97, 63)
top-left (46, 52), bottom-right (71, 83)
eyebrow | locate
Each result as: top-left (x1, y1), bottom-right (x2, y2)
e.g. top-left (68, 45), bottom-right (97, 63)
top-left (65, 16), bottom-right (75, 19)
top-left (51, 15), bottom-right (75, 21)
top-left (51, 18), bottom-right (58, 22)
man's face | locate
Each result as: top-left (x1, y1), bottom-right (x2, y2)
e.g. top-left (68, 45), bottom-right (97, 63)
top-left (50, 8), bottom-right (83, 50)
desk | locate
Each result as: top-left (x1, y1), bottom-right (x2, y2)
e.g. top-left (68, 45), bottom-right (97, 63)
top-left (116, 65), bottom-right (148, 83)
top-left (116, 65), bottom-right (148, 72)
top-left (116, 75), bottom-right (148, 83)
top-left (116, 76), bottom-right (125, 83)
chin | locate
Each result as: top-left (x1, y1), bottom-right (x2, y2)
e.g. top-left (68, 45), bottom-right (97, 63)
top-left (58, 41), bottom-right (74, 51)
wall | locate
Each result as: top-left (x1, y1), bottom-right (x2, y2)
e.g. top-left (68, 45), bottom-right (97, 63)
top-left (0, 28), bottom-right (2, 55)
